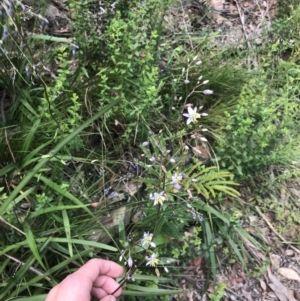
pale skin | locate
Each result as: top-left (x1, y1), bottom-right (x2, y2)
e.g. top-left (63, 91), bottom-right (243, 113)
top-left (45, 259), bottom-right (123, 301)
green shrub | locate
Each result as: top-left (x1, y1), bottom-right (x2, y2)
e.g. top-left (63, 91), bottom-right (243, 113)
top-left (70, 0), bottom-right (173, 144)
top-left (3, 0), bottom-right (290, 299)
top-left (215, 72), bottom-right (300, 181)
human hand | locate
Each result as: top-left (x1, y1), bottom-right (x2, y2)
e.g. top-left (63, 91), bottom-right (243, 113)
top-left (45, 259), bottom-right (124, 301)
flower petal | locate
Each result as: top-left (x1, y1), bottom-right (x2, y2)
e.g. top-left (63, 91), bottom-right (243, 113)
top-left (187, 106), bottom-right (195, 114)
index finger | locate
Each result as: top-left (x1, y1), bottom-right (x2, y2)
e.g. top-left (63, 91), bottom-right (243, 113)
top-left (76, 258), bottom-right (124, 281)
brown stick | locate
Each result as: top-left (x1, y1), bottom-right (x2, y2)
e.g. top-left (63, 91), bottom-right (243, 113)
top-left (1, 90), bottom-right (16, 162)
top-left (255, 206), bottom-right (300, 255)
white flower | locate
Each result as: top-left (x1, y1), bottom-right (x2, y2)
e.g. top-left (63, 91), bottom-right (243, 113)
top-left (170, 173), bottom-right (183, 190)
top-left (202, 89), bottom-right (214, 95)
top-left (142, 141), bottom-right (149, 146)
top-left (184, 79), bottom-right (190, 84)
top-left (141, 232), bottom-right (156, 248)
top-left (173, 183), bottom-right (181, 190)
top-left (146, 253), bottom-right (159, 266)
top-left (183, 107), bottom-right (201, 125)
top-left (200, 136), bottom-right (208, 142)
top-left (202, 80), bottom-right (209, 84)
top-left (170, 158), bottom-right (176, 163)
top-left (196, 61), bottom-right (202, 65)
top-left (149, 191), bottom-right (166, 206)
top-left (172, 173), bottom-right (183, 182)
top-left (184, 145), bottom-right (189, 150)
top-left (149, 156), bottom-right (155, 162)
top-left (127, 257), bottom-right (133, 267)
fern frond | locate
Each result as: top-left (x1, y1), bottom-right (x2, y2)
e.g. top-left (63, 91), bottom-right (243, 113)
top-left (205, 180), bottom-right (239, 186)
top-left (205, 184), bottom-right (216, 198)
top-left (191, 182), bottom-right (209, 198)
top-left (185, 162), bottom-right (212, 177)
top-left (137, 177), bottom-right (161, 186)
top-left (195, 170), bottom-right (232, 182)
top-left (210, 185), bottom-right (240, 197)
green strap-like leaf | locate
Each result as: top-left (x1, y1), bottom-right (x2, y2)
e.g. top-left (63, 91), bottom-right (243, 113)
top-left (203, 219), bottom-right (217, 281)
top-left (36, 175), bottom-right (91, 214)
top-left (8, 295), bottom-right (47, 301)
top-left (0, 239), bottom-right (51, 300)
top-left (0, 238), bottom-right (118, 257)
top-left (23, 222), bottom-right (46, 270)
top-left (0, 98), bottom-right (119, 216)
top-left (29, 204), bottom-right (89, 218)
top-left (0, 162), bottom-right (17, 177)
top-left (61, 207), bottom-right (73, 257)
top-left (125, 284), bottom-right (182, 295)
top-left (8, 249), bottom-right (94, 298)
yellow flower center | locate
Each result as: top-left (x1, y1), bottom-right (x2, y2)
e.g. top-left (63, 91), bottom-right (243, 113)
top-left (190, 112), bottom-right (200, 122)
top-left (151, 258), bottom-right (160, 266)
top-left (154, 195), bottom-right (166, 206)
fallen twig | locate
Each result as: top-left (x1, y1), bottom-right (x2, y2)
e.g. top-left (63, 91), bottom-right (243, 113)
top-left (235, 0), bottom-right (251, 49)
top-left (4, 253), bottom-right (52, 282)
top-left (255, 206), bottom-right (300, 255)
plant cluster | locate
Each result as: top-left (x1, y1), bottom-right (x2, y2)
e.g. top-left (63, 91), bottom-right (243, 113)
top-left (215, 74), bottom-right (300, 181)
top-left (1, 0), bottom-right (300, 300)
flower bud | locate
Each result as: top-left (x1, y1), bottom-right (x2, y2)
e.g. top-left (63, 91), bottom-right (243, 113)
top-left (203, 89), bottom-right (214, 95)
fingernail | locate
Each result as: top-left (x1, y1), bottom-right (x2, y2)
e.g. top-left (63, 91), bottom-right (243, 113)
top-left (110, 296), bottom-right (116, 301)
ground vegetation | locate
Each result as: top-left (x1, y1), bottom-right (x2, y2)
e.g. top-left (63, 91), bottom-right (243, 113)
top-left (1, 0), bottom-right (300, 300)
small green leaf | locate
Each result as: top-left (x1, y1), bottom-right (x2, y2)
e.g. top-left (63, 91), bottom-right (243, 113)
top-left (119, 220), bottom-right (126, 241)
top-left (27, 34), bottom-right (74, 44)
top-left (61, 208), bottom-right (72, 257)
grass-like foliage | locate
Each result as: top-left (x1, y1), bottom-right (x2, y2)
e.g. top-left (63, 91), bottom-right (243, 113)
top-left (1, 0), bottom-right (300, 300)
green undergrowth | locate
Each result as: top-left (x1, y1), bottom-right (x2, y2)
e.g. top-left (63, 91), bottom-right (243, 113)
top-left (1, 0), bottom-right (300, 300)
